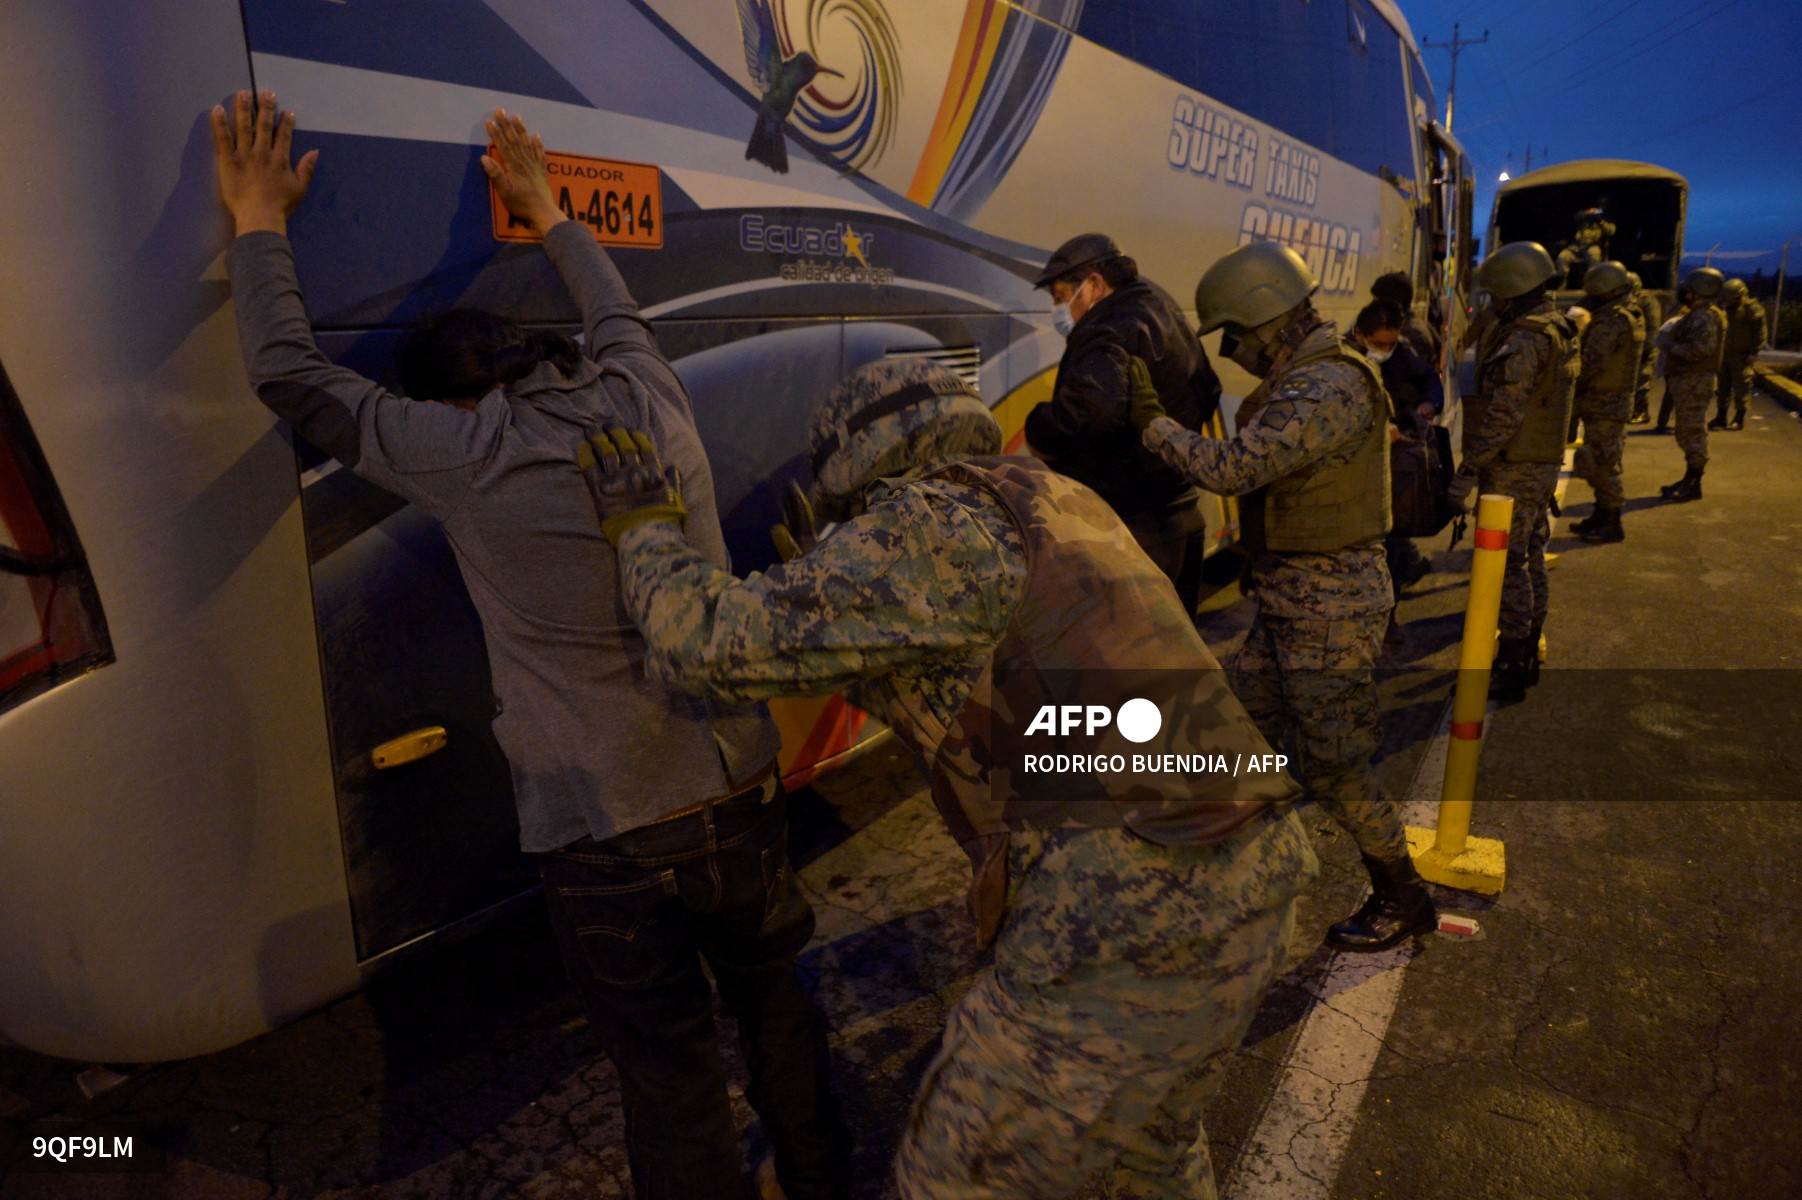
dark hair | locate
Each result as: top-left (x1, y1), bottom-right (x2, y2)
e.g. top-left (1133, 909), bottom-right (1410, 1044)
top-left (1058, 254), bottom-right (1139, 293)
top-left (1355, 300), bottom-right (1405, 336)
top-left (400, 309), bottom-right (583, 401)
top-left (1371, 271), bottom-right (1415, 309)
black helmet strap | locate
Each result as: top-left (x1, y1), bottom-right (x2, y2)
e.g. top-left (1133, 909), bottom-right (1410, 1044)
top-left (811, 377), bottom-right (978, 477)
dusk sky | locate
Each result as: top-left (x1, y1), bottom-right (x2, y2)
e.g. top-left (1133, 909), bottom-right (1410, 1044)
top-left (1399, 0), bottom-right (1802, 274)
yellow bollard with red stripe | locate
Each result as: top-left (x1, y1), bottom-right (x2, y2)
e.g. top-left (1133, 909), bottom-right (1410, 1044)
top-left (1405, 493), bottom-right (1510, 895)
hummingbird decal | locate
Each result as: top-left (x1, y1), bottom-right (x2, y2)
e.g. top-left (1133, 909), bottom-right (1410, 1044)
top-left (736, 0), bottom-right (843, 174)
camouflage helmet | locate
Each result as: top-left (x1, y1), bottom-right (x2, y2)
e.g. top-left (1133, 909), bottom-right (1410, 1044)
top-left (1582, 260), bottom-right (1633, 300)
top-left (1627, 271), bottom-right (1644, 290)
top-left (1682, 266), bottom-right (1725, 299)
top-left (808, 358), bottom-right (1001, 508)
top-left (1721, 277), bottom-right (1749, 305)
top-left (1192, 241), bottom-right (1318, 335)
top-left (1476, 242), bottom-right (1557, 300)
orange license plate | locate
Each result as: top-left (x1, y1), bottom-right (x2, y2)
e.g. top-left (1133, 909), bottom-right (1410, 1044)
top-left (490, 151), bottom-right (664, 249)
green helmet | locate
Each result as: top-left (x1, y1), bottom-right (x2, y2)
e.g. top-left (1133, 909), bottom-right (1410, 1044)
top-left (1682, 267), bottom-right (1725, 299)
top-left (808, 358), bottom-right (1000, 511)
top-left (1626, 271), bottom-right (1643, 290)
top-left (1192, 241), bottom-right (1318, 335)
top-left (1476, 242), bottom-right (1557, 300)
top-left (1722, 277), bottom-right (1749, 305)
top-left (1583, 260), bottom-right (1632, 300)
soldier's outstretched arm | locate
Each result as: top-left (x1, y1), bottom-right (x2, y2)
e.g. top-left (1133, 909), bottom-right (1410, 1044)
top-left (1462, 330), bottom-right (1548, 474)
top-left (1139, 369), bottom-right (1364, 496)
top-left (613, 491), bottom-right (1020, 703)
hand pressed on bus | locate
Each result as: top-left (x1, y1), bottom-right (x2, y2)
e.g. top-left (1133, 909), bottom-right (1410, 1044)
top-left (482, 109), bottom-right (567, 237)
top-left (211, 90), bottom-right (317, 236)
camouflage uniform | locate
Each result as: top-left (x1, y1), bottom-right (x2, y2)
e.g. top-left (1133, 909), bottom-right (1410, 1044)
top-left (1665, 302), bottom-right (1727, 471)
top-left (1556, 217), bottom-right (1615, 276)
top-left (1466, 300), bottom-right (1578, 639)
top-left (1143, 321), bottom-right (1406, 866)
top-left (1573, 296), bottom-right (1645, 507)
top-left (1631, 288), bottom-right (1664, 422)
top-left (606, 359), bottom-right (1315, 1198)
top-left (1718, 296), bottom-right (1768, 424)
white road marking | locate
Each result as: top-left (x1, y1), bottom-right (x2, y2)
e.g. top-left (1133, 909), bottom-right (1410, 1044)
top-left (1224, 711), bottom-right (1458, 1200)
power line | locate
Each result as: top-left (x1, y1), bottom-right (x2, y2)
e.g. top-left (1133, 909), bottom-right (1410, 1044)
top-left (1420, 22), bottom-right (1490, 131)
top-left (1618, 77), bottom-right (1802, 152)
top-left (1509, 0), bottom-right (1642, 77)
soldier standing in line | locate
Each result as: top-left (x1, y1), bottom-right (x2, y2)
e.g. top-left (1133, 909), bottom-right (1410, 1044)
top-left (1628, 271), bottom-right (1663, 425)
top-left (1660, 267), bottom-right (1727, 502)
top-left (1569, 262), bottom-right (1645, 544)
top-left (575, 357), bottom-right (1317, 1199)
top-left (1131, 242), bottom-right (1438, 955)
top-left (1712, 277), bottom-right (1768, 431)
top-left (1447, 243), bottom-right (1579, 704)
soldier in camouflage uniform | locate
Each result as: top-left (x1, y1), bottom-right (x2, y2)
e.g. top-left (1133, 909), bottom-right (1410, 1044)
top-left (1569, 262), bottom-right (1645, 544)
top-left (1628, 272), bottom-right (1663, 425)
top-left (1556, 207), bottom-right (1616, 284)
top-left (1712, 277), bottom-right (1768, 431)
top-left (1660, 268), bottom-right (1727, 502)
top-left (573, 358), bottom-right (1318, 1198)
top-left (1447, 243), bottom-right (1579, 703)
top-left (1132, 242), bottom-right (1437, 956)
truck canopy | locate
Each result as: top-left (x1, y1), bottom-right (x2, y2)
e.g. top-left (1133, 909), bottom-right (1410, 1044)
top-left (1491, 160), bottom-right (1688, 292)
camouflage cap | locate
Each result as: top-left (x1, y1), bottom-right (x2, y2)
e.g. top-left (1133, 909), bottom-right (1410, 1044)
top-left (809, 358), bottom-right (1002, 509)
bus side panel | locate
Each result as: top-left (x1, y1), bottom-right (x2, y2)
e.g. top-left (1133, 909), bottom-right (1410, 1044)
top-left (0, 0), bottom-right (355, 1060)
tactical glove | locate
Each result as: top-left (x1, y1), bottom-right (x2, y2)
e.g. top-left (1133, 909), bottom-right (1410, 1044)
top-left (577, 426), bottom-right (686, 545)
top-left (1126, 355), bottom-right (1168, 432)
top-left (769, 480), bottom-right (820, 563)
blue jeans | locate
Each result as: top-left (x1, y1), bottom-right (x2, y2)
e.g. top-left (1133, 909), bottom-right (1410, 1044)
top-left (540, 787), bottom-right (846, 1200)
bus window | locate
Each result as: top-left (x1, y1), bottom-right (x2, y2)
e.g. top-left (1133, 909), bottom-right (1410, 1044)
top-left (0, 362), bottom-right (112, 714)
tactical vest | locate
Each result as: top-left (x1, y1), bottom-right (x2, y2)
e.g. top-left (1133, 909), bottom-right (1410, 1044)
top-left (1725, 302), bottom-right (1766, 361)
top-left (1586, 299), bottom-right (1645, 393)
top-left (899, 457), bottom-right (1295, 944)
top-left (1668, 305), bottom-right (1728, 377)
top-left (1234, 334), bottom-right (1392, 553)
top-left (1479, 309), bottom-right (1579, 464)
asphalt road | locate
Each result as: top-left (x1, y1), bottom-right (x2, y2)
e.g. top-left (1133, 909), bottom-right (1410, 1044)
top-left (3, 385), bottom-right (1799, 1200)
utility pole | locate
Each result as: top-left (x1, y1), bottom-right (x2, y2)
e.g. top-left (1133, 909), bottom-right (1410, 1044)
top-left (1775, 240), bottom-right (1789, 349)
top-left (1422, 22), bottom-right (1490, 133)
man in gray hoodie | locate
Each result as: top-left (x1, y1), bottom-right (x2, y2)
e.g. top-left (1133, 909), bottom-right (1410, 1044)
top-left (213, 91), bottom-right (843, 1200)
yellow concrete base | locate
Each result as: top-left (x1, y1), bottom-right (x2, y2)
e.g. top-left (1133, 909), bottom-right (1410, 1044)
top-left (1406, 825), bottom-right (1507, 895)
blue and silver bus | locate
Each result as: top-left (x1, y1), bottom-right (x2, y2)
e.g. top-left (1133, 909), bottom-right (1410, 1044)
top-left (0, 0), bottom-right (1475, 1061)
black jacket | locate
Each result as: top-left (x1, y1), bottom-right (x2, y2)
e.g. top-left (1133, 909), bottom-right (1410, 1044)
top-left (1024, 279), bottom-right (1221, 521)
top-left (1380, 336), bottom-right (1444, 428)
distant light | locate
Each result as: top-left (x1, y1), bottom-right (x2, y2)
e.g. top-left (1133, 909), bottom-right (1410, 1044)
top-left (1498, 170), bottom-right (1511, 182)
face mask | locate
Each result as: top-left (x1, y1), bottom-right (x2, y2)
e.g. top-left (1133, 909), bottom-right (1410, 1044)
top-left (1365, 345), bottom-right (1395, 364)
top-left (1051, 278), bottom-right (1090, 338)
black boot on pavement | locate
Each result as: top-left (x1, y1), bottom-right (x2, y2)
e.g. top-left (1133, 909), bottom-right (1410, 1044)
top-left (1326, 853), bottom-right (1439, 952)
top-left (1570, 506), bottom-right (1603, 535)
top-left (1661, 468), bottom-right (1703, 501)
top-left (1579, 504), bottom-right (1625, 543)
top-left (1490, 636), bottom-right (1530, 703)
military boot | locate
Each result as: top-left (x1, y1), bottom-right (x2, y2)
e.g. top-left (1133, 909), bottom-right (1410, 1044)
top-left (1706, 414), bottom-right (1727, 431)
top-left (1661, 468), bottom-right (1703, 501)
top-left (1525, 623), bottom-right (1545, 688)
top-left (1570, 506), bottom-right (1603, 535)
top-left (1325, 852), bottom-right (1439, 952)
top-left (1490, 636), bottom-right (1530, 703)
top-left (1579, 504), bottom-right (1625, 543)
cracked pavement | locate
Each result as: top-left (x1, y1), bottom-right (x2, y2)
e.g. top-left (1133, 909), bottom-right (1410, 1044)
top-left (3, 386), bottom-right (1800, 1199)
